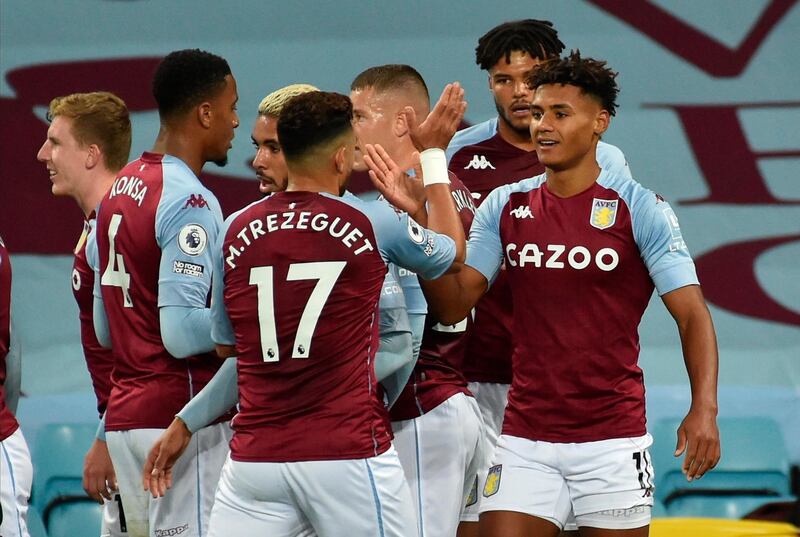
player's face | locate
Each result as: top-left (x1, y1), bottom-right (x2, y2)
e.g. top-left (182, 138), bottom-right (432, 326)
top-left (530, 84), bottom-right (609, 170)
top-left (251, 115), bottom-right (288, 195)
top-left (350, 86), bottom-right (400, 172)
top-left (36, 115), bottom-right (89, 198)
top-left (489, 50), bottom-right (541, 137)
top-left (209, 74), bottom-right (240, 167)
top-left (529, 83), bottom-right (608, 170)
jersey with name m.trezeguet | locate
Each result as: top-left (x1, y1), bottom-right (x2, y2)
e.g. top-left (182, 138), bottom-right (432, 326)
top-left (447, 117), bottom-right (631, 385)
top-left (466, 169), bottom-right (698, 442)
top-left (95, 152), bottom-right (229, 431)
top-left (73, 214), bottom-right (114, 417)
top-left (211, 191), bottom-right (456, 462)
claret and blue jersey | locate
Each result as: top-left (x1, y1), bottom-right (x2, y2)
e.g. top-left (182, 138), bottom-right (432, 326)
top-left (210, 190), bottom-right (456, 463)
top-left (466, 168), bottom-right (699, 444)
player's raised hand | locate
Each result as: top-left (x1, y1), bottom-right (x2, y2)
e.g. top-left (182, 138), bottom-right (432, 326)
top-left (674, 406), bottom-right (721, 481)
top-left (142, 417), bottom-right (193, 498)
top-left (405, 82), bottom-right (467, 151)
top-left (364, 143), bottom-right (425, 217)
top-left (83, 438), bottom-right (117, 503)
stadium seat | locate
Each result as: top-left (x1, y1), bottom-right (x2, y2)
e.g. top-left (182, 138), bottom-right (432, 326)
top-left (30, 423), bottom-right (97, 529)
top-left (651, 416), bottom-right (793, 517)
top-left (666, 494), bottom-right (797, 519)
top-left (27, 505), bottom-right (48, 537)
top-left (44, 499), bottom-right (102, 537)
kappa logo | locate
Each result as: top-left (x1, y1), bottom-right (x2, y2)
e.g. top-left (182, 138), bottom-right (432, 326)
top-left (509, 205), bottom-right (534, 219)
top-left (154, 525), bottom-right (189, 537)
top-left (464, 154), bottom-right (496, 170)
top-left (483, 464), bottom-right (502, 497)
top-left (183, 193), bottom-right (210, 210)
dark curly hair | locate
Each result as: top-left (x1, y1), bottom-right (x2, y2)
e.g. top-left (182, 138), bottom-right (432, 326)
top-left (526, 50), bottom-right (619, 116)
top-left (277, 91), bottom-right (353, 162)
top-left (152, 49), bottom-right (231, 119)
top-left (475, 19), bottom-right (564, 71)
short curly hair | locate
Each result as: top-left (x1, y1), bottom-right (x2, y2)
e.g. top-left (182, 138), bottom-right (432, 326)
top-left (152, 49), bottom-right (231, 119)
top-left (475, 19), bottom-right (564, 71)
top-left (526, 50), bottom-right (619, 116)
top-left (277, 91), bottom-right (353, 162)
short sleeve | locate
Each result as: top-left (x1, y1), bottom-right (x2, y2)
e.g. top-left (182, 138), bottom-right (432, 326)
top-left (156, 187), bottom-right (222, 308)
top-left (597, 141), bottom-right (632, 180)
top-left (631, 192), bottom-right (699, 295)
top-left (369, 202), bottom-right (456, 281)
top-left (465, 185), bottom-right (507, 284)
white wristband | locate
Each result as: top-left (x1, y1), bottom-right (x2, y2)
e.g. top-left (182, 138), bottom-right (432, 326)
top-left (419, 148), bottom-right (450, 186)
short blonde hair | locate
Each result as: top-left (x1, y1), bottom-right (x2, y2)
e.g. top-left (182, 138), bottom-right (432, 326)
top-left (48, 92), bottom-right (131, 172)
top-left (258, 84), bottom-right (319, 117)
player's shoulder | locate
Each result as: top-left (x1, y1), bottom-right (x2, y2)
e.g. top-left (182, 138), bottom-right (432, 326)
top-left (483, 173), bottom-right (546, 209)
top-left (447, 118), bottom-right (498, 161)
top-left (597, 169), bottom-right (661, 215)
top-left (337, 192), bottom-right (399, 226)
top-left (596, 141), bottom-right (631, 178)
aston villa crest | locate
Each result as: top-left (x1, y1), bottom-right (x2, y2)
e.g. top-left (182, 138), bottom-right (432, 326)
top-left (590, 198), bottom-right (618, 230)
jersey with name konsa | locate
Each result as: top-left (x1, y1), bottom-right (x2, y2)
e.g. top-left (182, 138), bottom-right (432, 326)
top-left (73, 213), bottom-right (114, 417)
top-left (95, 152), bottom-right (227, 431)
top-left (448, 117), bottom-right (631, 385)
top-left (211, 190), bottom-right (456, 462)
top-left (466, 169), bottom-right (698, 443)
top-left (0, 235), bottom-right (18, 440)
top-left (390, 173), bottom-right (476, 422)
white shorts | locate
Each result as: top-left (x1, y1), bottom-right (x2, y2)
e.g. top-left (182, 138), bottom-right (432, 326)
top-left (101, 493), bottom-right (128, 537)
top-left (106, 422), bottom-right (232, 537)
top-left (462, 382), bottom-right (508, 523)
top-left (0, 427), bottom-right (32, 537)
top-left (207, 445), bottom-right (418, 537)
top-left (391, 392), bottom-right (484, 534)
top-left (480, 434), bottom-right (655, 530)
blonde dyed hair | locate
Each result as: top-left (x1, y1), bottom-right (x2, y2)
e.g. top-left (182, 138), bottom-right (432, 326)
top-left (258, 84), bottom-right (319, 117)
top-left (47, 92), bottom-right (131, 172)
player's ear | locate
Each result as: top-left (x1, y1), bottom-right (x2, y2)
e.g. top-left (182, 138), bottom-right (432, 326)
top-left (197, 101), bottom-right (213, 129)
top-left (85, 144), bottom-right (101, 170)
top-left (593, 109), bottom-right (610, 137)
top-left (393, 110), bottom-right (408, 138)
top-left (487, 74), bottom-right (493, 91)
top-left (334, 145), bottom-right (347, 174)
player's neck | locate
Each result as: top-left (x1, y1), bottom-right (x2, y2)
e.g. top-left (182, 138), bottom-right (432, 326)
top-left (545, 154), bottom-right (602, 198)
top-left (496, 117), bottom-right (536, 152)
top-left (285, 173), bottom-right (341, 196)
top-left (152, 126), bottom-right (205, 177)
top-left (77, 171), bottom-right (116, 217)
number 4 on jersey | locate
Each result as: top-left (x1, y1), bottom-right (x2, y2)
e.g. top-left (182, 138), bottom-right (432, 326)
top-left (101, 214), bottom-right (133, 308)
top-left (249, 261), bottom-right (346, 362)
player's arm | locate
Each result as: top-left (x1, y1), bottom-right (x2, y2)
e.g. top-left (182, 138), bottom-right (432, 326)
top-left (633, 191), bottom-right (720, 481)
top-left (4, 320), bottom-right (21, 414)
top-left (83, 436), bottom-right (116, 503)
top-left (156, 190), bottom-right (222, 358)
top-left (160, 306), bottom-right (214, 358)
top-left (143, 357), bottom-right (238, 498)
top-left (87, 233), bottom-right (112, 349)
top-left (421, 183), bottom-right (508, 324)
top-left (662, 285), bottom-right (720, 481)
top-left (366, 145), bottom-right (465, 270)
